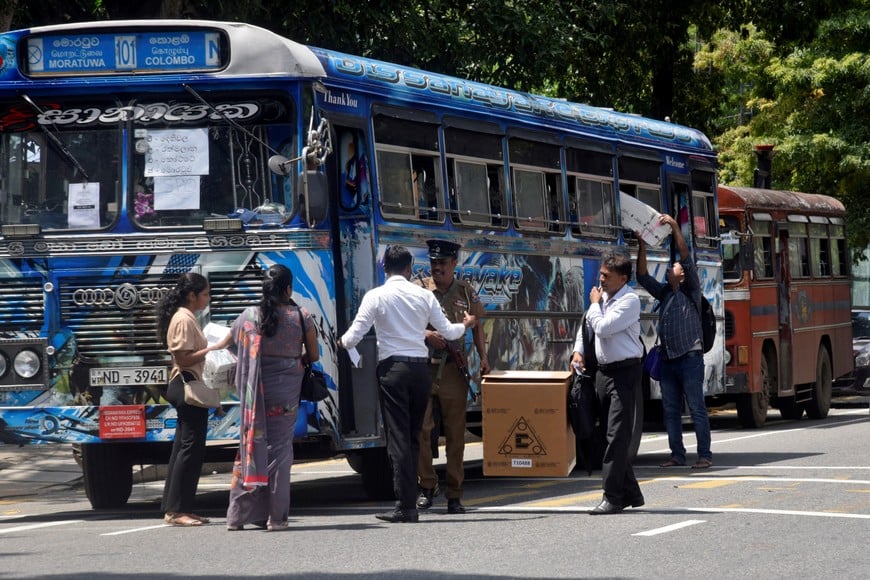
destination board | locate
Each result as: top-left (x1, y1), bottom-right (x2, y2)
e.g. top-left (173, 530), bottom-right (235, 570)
top-left (25, 29), bottom-right (224, 76)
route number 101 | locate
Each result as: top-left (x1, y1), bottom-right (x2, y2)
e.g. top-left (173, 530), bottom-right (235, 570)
top-left (115, 35), bottom-right (137, 70)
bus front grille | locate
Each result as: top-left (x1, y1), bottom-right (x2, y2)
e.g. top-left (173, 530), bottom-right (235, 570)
top-left (0, 277), bottom-right (44, 333)
top-left (58, 267), bottom-right (264, 362)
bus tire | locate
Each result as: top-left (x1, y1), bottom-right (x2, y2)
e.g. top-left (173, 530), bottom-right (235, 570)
top-left (736, 391), bottom-right (769, 428)
top-left (80, 443), bottom-right (133, 509)
top-left (805, 347), bottom-right (832, 419)
top-left (355, 448), bottom-right (395, 500)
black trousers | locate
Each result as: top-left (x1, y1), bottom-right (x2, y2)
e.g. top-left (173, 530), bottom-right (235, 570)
top-left (377, 358), bottom-right (432, 510)
top-left (595, 361), bottom-right (643, 506)
top-left (161, 390), bottom-right (209, 515)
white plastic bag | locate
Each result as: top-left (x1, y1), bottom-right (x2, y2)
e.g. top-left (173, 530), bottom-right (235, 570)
top-left (202, 323), bottom-right (236, 394)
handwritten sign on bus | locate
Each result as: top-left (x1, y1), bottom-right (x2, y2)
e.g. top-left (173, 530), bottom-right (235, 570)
top-left (144, 128), bottom-right (209, 177)
top-left (154, 175), bottom-right (201, 210)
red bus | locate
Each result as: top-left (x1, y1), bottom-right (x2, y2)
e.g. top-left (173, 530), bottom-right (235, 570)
top-left (719, 186), bottom-right (851, 427)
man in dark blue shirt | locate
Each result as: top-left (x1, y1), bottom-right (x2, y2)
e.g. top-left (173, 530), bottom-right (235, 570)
top-left (636, 214), bottom-right (712, 469)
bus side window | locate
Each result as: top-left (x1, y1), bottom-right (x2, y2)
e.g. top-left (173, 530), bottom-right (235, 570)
top-left (569, 176), bottom-right (616, 237)
top-left (508, 137), bottom-right (562, 233)
top-left (373, 114), bottom-right (442, 222)
top-left (830, 223), bottom-right (848, 276)
top-left (788, 222), bottom-right (810, 278)
top-left (752, 219), bottom-right (774, 279)
top-left (444, 127), bottom-right (505, 227)
top-left (810, 222), bottom-right (830, 277)
top-left (566, 147), bottom-right (616, 238)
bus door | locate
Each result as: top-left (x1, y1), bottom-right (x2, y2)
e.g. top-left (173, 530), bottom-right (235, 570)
top-left (329, 122), bottom-right (383, 444)
top-left (775, 224), bottom-right (794, 395)
top-left (669, 181), bottom-right (691, 246)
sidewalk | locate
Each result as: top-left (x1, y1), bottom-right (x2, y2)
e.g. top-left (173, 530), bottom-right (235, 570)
top-left (0, 443), bottom-right (83, 500)
top-left (0, 442), bottom-right (233, 501)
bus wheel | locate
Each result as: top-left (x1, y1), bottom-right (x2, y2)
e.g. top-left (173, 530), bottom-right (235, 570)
top-left (736, 390), bottom-right (769, 428)
top-left (79, 443), bottom-right (132, 509)
top-left (805, 347), bottom-right (832, 419)
top-left (354, 448), bottom-right (395, 500)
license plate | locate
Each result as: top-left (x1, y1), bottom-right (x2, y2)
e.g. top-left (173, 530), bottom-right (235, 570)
top-left (90, 366), bottom-right (168, 386)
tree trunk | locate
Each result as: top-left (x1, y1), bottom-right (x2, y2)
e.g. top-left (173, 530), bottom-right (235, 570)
top-left (0, 0), bottom-right (18, 33)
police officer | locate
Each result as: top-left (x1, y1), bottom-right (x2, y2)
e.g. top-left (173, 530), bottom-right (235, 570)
top-left (416, 240), bottom-right (490, 514)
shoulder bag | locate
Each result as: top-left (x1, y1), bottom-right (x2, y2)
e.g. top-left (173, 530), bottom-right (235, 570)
top-left (168, 371), bottom-right (221, 408)
top-left (297, 309), bottom-right (329, 402)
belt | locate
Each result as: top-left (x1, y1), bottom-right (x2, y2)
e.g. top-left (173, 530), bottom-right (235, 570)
top-left (665, 350), bottom-right (702, 362)
top-left (386, 356), bottom-right (428, 364)
top-left (598, 357), bottom-right (641, 371)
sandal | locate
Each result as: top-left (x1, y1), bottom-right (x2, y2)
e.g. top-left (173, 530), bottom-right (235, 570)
top-left (166, 514), bottom-right (203, 527)
top-left (188, 513), bottom-right (211, 524)
top-left (659, 458), bottom-right (685, 467)
top-left (267, 521), bottom-right (289, 532)
top-left (692, 458), bottom-right (713, 469)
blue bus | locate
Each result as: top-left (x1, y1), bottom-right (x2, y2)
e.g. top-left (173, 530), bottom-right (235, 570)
top-left (0, 20), bottom-right (721, 507)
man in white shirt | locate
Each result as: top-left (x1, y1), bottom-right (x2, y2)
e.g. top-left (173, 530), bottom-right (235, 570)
top-left (571, 251), bottom-right (644, 515)
top-left (339, 245), bottom-right (476, 523)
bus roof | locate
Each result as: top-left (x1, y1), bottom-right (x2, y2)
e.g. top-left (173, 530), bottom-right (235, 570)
top-left (312, 46), bottom-right (714, 154)
top-left (718, 186), bottom-right (845, 215)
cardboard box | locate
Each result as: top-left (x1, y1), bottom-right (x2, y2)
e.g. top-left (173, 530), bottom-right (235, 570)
top-left (481, 370), bottom-right (576, 477)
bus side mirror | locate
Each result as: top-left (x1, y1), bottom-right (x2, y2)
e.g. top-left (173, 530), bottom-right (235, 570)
top-left (740, 240), bottom-right (754, 271)
top-left (296, 170), bottom-right (328, 225)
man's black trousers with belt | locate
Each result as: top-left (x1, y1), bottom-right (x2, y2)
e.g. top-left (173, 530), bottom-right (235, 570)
top-left (596, 361), bottom-right (643, 507)
top-left (377, 357), bottom-right (432, 510)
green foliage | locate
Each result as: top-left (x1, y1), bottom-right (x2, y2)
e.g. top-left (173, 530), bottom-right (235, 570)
top-left (700, 7), bottom-right (870, 256)
top-left (1, 1), bottom-right (866, 256)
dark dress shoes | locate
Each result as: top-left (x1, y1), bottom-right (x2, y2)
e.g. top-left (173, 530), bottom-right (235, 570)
top-left (375, 509), bottom-right (419, 523)
top-left (447, 498), bottom-right (466, 514)
top-left (417, 488), bottom-right (436, 510)
top-left (589, 498), bottom-right (625, 515)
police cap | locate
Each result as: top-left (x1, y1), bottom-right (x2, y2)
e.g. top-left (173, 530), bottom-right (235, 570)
top-left (426, 239), bottom-right (460, 260)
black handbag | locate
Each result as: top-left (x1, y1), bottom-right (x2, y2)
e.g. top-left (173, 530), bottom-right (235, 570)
top-left (297, 308), bottom-right (329, 402)
top-left (301, 364), bottom-right (330, 402)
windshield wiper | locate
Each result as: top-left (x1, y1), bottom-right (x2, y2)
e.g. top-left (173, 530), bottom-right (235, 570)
top-left (20, 93), bottom-right (90, 181)
top-left (182, 84), bottom-right (280, 156)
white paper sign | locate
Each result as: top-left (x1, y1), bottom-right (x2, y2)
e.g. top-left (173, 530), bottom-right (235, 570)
top-left (144, 128), bottom-right (209, 177)
top-left (67, 182), bottom-right (100, 229)
top-left (153, 175), bottom-right (201, 210)
top-left (619, 192), bottom-right (671, 247)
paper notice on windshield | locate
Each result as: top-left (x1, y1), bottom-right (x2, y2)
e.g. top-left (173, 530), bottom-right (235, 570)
top-left (153, 175), bottom-right (201, 210)
top-left (619, 192), bottom-right (671, 247)
top-left (144, 128), bottom-right (209, 177)
top-left (67, 182), bottom-right (100, 229)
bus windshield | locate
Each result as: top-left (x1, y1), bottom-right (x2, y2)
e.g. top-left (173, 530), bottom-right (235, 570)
top-left (0, 94), bottom-right (297, 230)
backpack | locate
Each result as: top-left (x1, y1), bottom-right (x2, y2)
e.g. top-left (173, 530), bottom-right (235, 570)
top-left (676, 287), bottom-right (716, 353)
top-left (697, 295), bottom-right (716, 353)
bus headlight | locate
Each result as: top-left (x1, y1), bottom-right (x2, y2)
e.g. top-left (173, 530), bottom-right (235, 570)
top-left (13, 350), bottom-right (41, 379)
top-left (724, 348), bottom-right (732, 365)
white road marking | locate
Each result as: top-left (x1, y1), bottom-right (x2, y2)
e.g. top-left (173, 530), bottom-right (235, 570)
top-left (639, 415), bottom-right (868, 455)
top-left (653, 476), bottom-right (870, 484)
top-left (101, 524), bottom-right (169, 536)
top-left (0, 520), bottom-right (83, 534)
top-left (686, 506), bottom-right (870, 520)
top-left (633, 519), bottom-right (706, 536)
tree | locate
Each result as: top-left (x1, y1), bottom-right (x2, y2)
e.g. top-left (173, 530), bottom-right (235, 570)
top-left (696, 7), bottom-right (870, 255)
